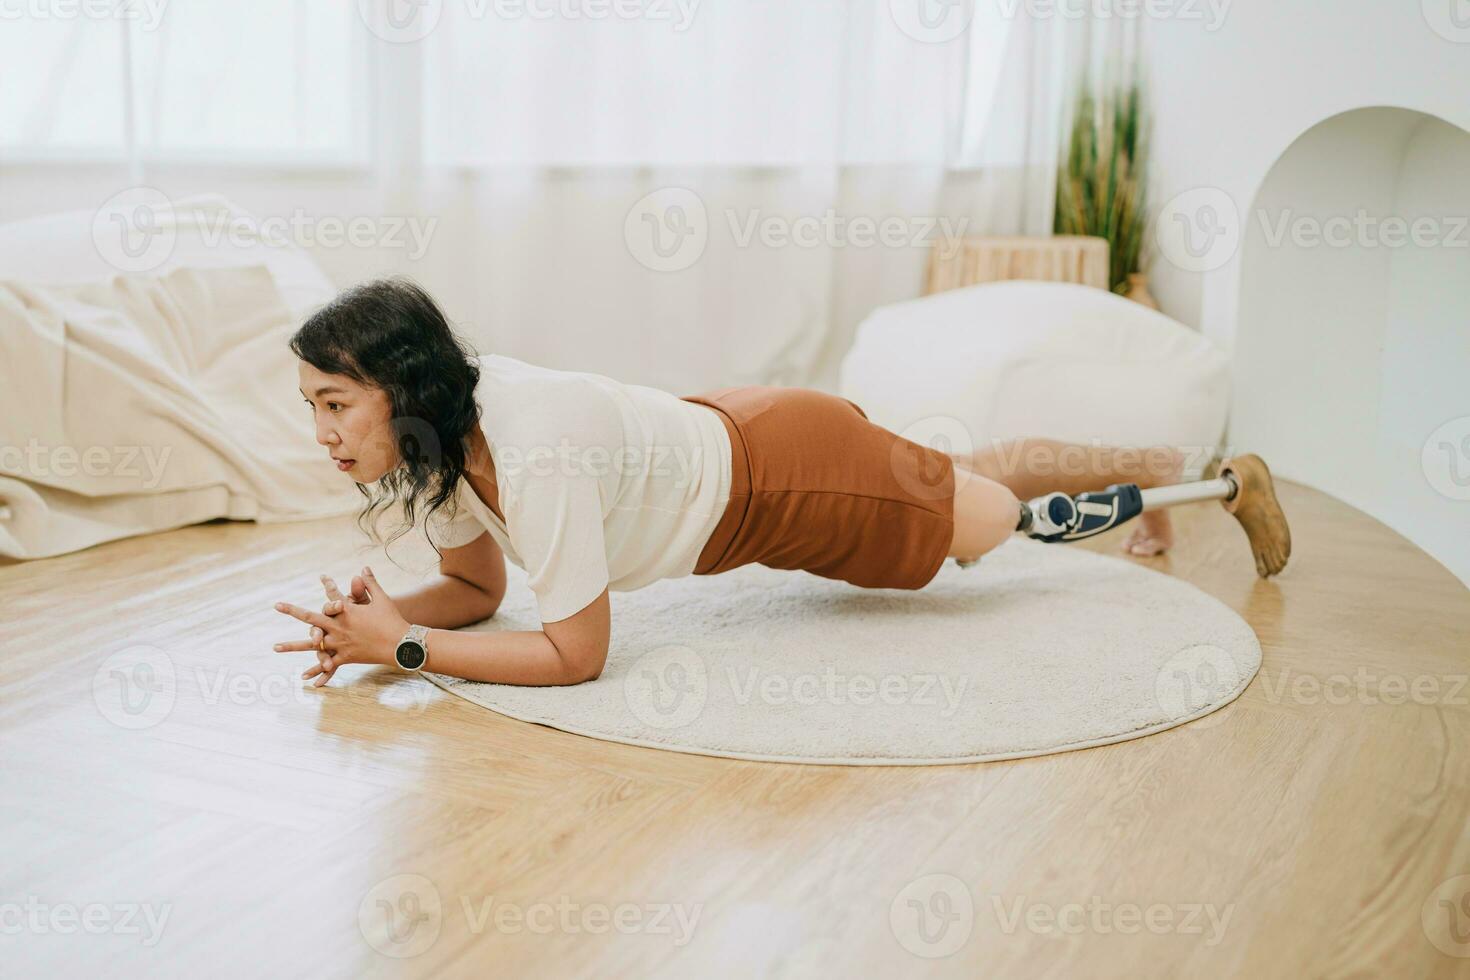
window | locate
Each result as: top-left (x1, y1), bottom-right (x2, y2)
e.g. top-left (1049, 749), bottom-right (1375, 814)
top-left (0, 1), bottom-right (365, 165)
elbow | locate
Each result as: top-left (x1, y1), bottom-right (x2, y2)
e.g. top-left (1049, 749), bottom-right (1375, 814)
top-left (561, 650), bottom-right (607, 685)
top-left (565, 662), bottom-right (604, 685)
top-left (479, 588), bottom-right (506, 621)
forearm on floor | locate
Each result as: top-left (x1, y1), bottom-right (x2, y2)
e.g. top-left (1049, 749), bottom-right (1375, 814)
top-left (422, 627), bottom-right (589, 686)
top-left (392, 574), bottom-right (502, 630)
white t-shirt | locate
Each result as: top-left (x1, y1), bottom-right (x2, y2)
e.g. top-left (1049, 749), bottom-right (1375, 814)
top-left (425, 354), bottom-right (732, 623)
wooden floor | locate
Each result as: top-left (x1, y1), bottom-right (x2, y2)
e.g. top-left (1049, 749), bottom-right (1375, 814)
top-left (3, 480), bottom-right (1468, 978)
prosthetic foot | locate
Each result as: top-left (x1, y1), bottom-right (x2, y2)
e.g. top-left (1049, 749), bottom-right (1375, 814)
top-left (955, 454), bottom-right (1292, 578)
top-left (1218, 454), bottom-right (1292, 577)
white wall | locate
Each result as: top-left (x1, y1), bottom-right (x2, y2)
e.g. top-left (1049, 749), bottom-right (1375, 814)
top-left (1230, 109), bottom-right (1470, 584)
top-left (1145, 2), bottom-right (1470, 345)
top-left (1143, 2), bottom-right (1470, 584)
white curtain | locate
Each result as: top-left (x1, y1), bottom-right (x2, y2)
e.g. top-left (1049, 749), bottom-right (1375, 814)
top-left (425, 1), bottom-right (988, 168)
top-left (1, 0), bottom-right (1075, 393)
top-left (0, 1), bottom-right (361, 163)
top-left (391, 0), bottom-right (1073, 393)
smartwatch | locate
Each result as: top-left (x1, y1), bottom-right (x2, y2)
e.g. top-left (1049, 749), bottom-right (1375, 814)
top-left (395, 623), bottom-right (430, 672)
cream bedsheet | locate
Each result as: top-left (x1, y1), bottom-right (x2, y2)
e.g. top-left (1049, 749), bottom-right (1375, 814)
top-left (0, 265), bottom-right (361, 560)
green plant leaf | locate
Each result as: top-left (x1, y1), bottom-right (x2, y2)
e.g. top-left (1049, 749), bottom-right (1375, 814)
top-left (1053, 64), bottom-right (1150, 292)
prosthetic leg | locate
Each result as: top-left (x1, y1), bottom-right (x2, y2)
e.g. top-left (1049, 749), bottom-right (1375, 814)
top-left (956, 454), bottom-right (1292, 578)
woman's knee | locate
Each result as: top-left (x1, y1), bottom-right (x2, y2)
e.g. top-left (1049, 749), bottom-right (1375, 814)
top-left (948, 470), bottom-right (1020, 558)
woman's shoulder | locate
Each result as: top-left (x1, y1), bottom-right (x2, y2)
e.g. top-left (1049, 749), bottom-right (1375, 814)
top-left (482, 352), bottom-right (622, 398)
top-left (482, 356), bottom-right (622, 434)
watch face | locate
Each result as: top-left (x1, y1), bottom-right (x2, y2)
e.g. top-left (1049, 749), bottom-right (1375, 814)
top-left (395, 641), bottom-right (426, 671)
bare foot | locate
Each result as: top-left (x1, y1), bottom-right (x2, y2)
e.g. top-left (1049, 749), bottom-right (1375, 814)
top-left (1124, 511), bottom-right (1174, 556)
top-left (1123, 447), bottom-right (1183, 557)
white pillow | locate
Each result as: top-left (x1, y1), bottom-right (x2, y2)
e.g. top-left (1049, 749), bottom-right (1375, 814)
top-left (0, 193), bottom-right (335, 321)
top-left (838, 281), bottom-right (1230, 477)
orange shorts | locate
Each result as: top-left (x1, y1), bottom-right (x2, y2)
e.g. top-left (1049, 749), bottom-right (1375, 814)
top-left (680, 385), bottom-right (956, 590)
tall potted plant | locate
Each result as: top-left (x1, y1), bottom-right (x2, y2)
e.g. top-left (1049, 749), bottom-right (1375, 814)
top-left (1054, 71), bottom-right (1155, 307)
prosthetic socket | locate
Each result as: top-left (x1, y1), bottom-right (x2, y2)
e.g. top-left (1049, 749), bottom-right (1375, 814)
top-left (1017, 484), bottom-right (1144, 542)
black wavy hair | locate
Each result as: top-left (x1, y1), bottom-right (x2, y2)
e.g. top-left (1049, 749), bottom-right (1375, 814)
top-left (289, 277), bottom-right (481, 555)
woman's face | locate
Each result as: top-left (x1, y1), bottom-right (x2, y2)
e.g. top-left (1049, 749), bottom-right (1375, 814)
top-left (298, 360), bottom-right (398, 483)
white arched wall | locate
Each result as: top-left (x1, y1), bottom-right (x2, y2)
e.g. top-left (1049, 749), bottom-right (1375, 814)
top-left (1142, 4), bottom-right (1470, 584)
top-left (1144, 3), bottom-right (1470, 350)
top-left (1230, 109), bottom-right (1470, 584)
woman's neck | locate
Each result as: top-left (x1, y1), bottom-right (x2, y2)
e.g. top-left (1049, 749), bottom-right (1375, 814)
top-left (465, 424), bottom-right (496, 482)
top-left (461, 423), bottom-right (505, 523)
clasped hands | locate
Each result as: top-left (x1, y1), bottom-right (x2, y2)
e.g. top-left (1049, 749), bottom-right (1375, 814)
top-left (272, 566), bottom-right (410, 687)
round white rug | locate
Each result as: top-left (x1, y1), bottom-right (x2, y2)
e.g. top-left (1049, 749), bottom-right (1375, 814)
top-left (423, 537), bottom-right (1261, 765)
